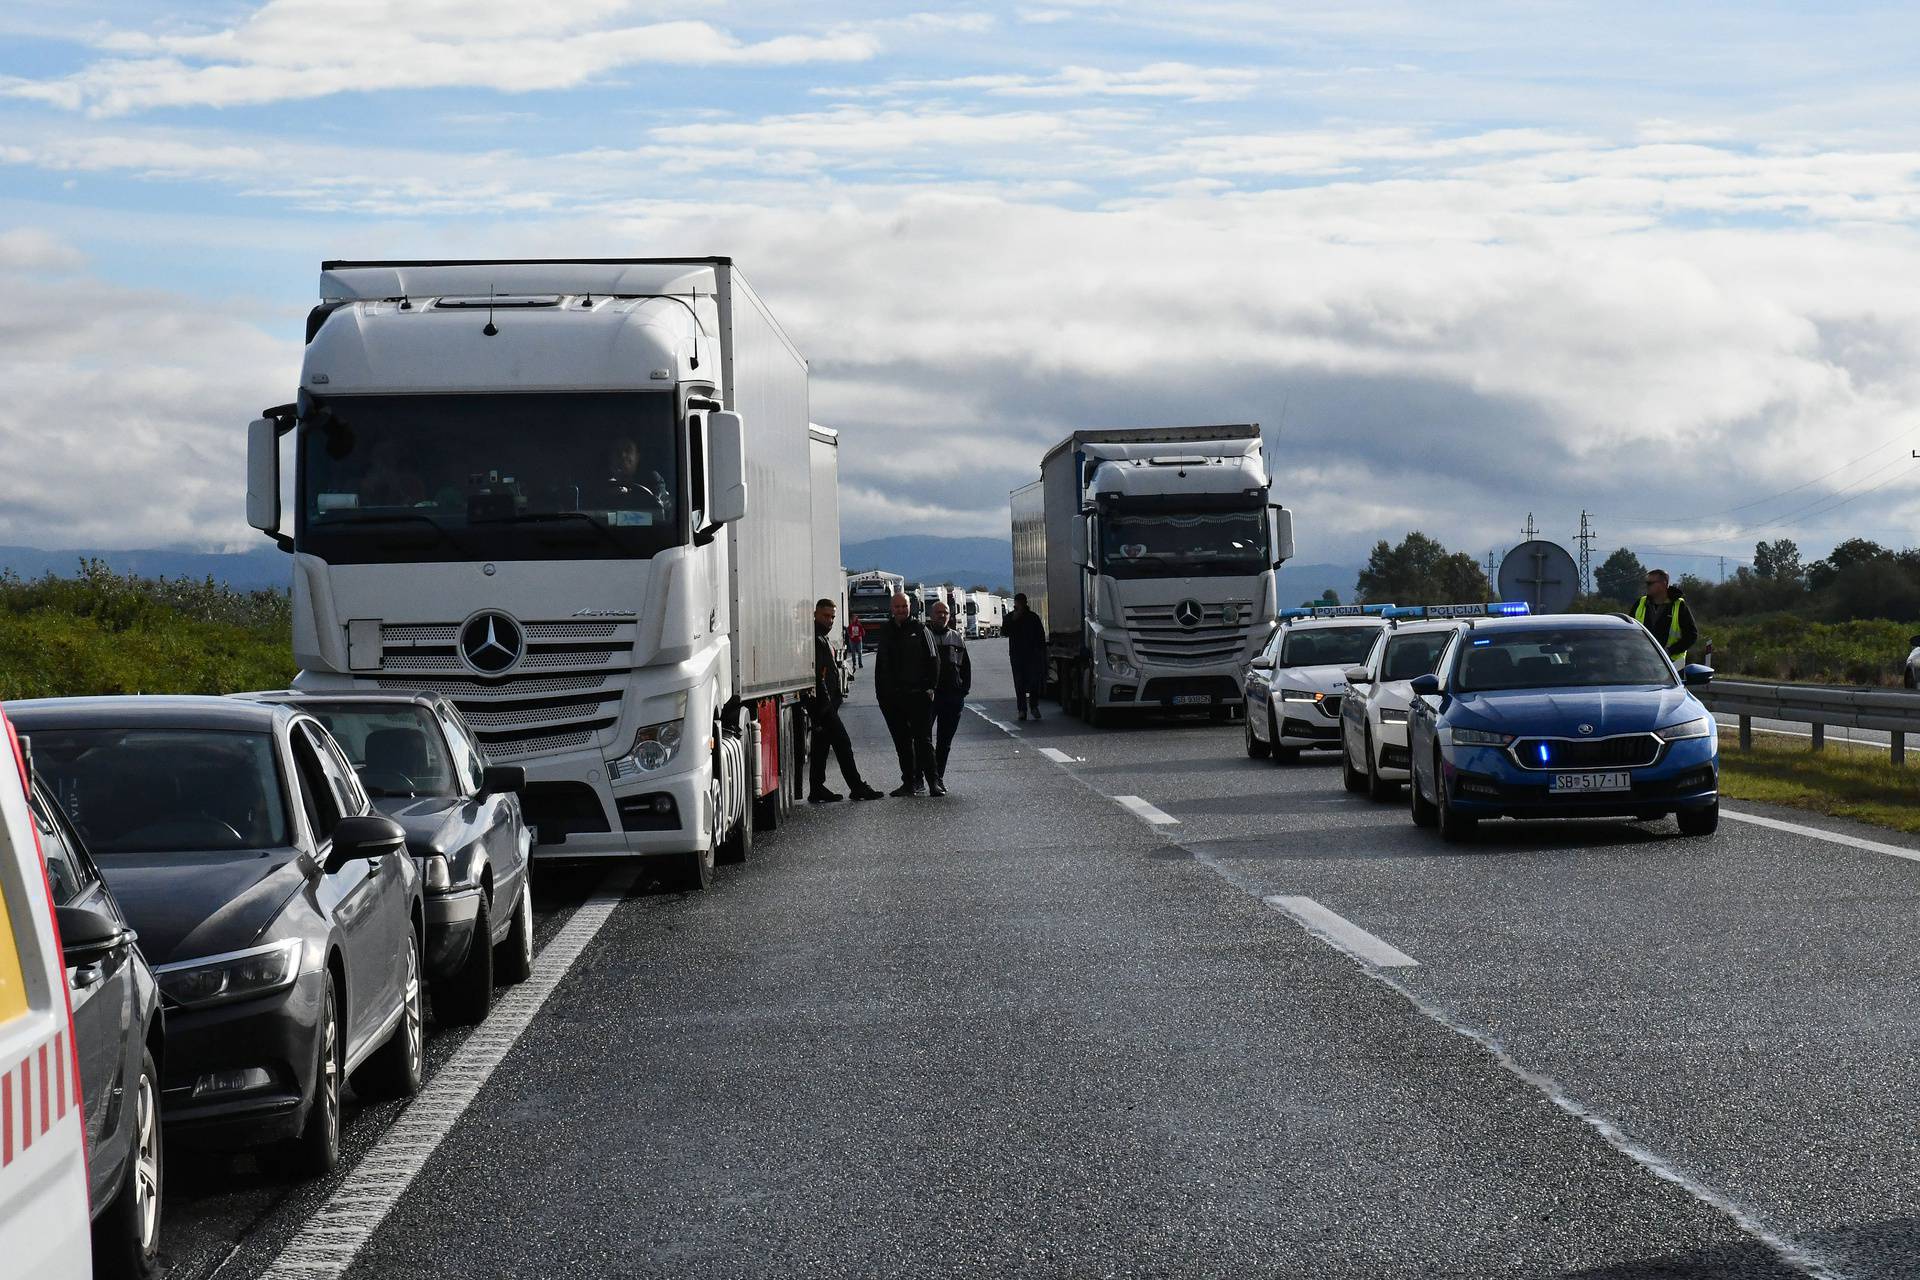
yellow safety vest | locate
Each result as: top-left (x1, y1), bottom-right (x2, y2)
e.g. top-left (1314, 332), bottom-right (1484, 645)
top-left (1634, 596), bottom-right (1686, 657)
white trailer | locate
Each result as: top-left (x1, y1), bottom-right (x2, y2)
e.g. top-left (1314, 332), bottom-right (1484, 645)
top-left (246, 257), bottom-right (827, 889)
top-left (1009, 425), bottom-right (1293, 725)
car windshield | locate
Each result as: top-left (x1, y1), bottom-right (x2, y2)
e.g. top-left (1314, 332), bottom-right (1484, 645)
top-left (1280, 626), bottom-right (1380, 668)
top-left (1382, 632), bottom-right (1453, 682)
top-left (298, 391), bottom-right (681, 565)
top-left (1455, 628), bottom-right (1675, 692)
top-left (1100, 510), bottom-right (1266, 579)
top-left (299, 705), bottom-right (458, 798)
top-left (30, 728), bottom-right (291, 854)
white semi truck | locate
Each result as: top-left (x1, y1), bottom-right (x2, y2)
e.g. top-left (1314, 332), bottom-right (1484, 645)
top-left (1010, 425), bottom-right (1293, 725)
top-left (245, 257), bottom-right (831, 890)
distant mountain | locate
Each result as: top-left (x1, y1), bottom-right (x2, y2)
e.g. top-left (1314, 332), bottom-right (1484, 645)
top-left (0, 545), bottom-right (290, 591)
top-left (842, 535), bottom-right (1013, 594)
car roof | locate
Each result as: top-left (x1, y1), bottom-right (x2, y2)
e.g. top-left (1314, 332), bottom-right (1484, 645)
top-left (241, 688), bottom-right (447, 710)
top-left (1284, 616), bottom-right (1386, 630)
top-left (1469, 613), bottom-right (1636, 634)
top-left (1386, 619), bottom-right (1465, 636)
top-left (6, 694), bottom-right (295, 733)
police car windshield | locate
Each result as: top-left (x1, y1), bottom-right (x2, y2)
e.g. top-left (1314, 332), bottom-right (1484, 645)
top-left (1455, 628), bottom-right (1674, 693)
top-left (1280, 626), bottom-right (1378, 668)
top-left (1382, 632), bottom-right (1452, 682)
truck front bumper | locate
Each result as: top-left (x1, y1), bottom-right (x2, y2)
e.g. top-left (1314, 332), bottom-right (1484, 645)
top-left (1092, 666), bottom-right (1243, 710)
top-left (521, 745), bottom-right (714, 861)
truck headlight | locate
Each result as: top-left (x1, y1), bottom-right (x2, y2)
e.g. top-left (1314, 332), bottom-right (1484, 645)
top-left (1102, 643), bottom-right (1136, 677)
top-left (1378, 708), bottom-right (1409, 724)
top-left (609, 718), bottom-right (684, 780)
top-left (156, 939), bottom-right (303, 1009)
top-left (1658, 715), bottom-right (1714, 742)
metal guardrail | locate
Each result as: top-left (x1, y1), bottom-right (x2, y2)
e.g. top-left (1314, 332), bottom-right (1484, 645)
top-left (1699, 678), bottom-right (1920, 764)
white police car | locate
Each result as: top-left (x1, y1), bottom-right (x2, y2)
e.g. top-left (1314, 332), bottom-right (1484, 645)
top-left (1244, 606), bottom-right (1389, 762)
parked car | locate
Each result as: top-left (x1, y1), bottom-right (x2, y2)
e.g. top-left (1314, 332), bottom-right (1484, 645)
top-left (0, 712), bottom-right (92, 1279)
top-left (244, 691), bottom-right (534, 1024)
top-left (30, 766), bottom-right (166, 1277)
top-left (1338, 616), bottom-right (1464, 800)
top-left (10, 697), bottom-right (423, 1177)
top-left (1244, 608), bottom-right (1388, 762)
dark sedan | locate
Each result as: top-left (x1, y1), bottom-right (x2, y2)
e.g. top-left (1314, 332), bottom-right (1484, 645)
top-left (244, 690), bottom-right (534, 1024)
top-left (12, 696), bottom-right (424, 1177)
top-left (31, 772), bottom-right (165, 1276)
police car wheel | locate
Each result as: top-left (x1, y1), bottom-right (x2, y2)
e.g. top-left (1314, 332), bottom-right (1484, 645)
top-left (1409, 760), bottom-right (1438, 828)
top-left (1437, 770), bottom-right (1477, 843)
top-left (1677, 802), bottom-right (1719, 837)
top-left (1244, 709), bottom-right (1269, 758)
top-left (1365, 730), bottom-right (1395, 803)
top-left (1340, 737), bottom-right (1367, 792)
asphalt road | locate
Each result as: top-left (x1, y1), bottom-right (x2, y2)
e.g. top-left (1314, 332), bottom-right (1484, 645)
top-left (149, 644), bottom-right (1920, 1279)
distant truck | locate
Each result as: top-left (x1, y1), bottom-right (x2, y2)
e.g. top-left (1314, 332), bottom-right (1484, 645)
top-left (246, 257), bottom-right (833, 890)
top-left (965, 590), bottom-right (1005, 637)
top-left (848, 570), bottom-right (903, 646)
top-left (1010, 425), bottom-right (1293, 725)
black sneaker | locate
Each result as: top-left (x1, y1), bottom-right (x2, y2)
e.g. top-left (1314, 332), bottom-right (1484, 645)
top-left (850, 785), bottom-right (885, 801)
top-left (1031, 708), bottom-right (1042, 720)
top-left (927, 781), bottom-right (948, 797)
top-left (808, 789), bottom-right (843, 804)
top-left (889, 783), bottom-right (917, 798)
top-left (1017, 710), bottom-right (1028, 721)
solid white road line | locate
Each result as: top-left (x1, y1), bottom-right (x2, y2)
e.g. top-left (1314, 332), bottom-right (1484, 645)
top-left (1264, 896), bottom-right (1419, 968)
top-left (1039, 747), bottom-right (1077, 764)
top-left (968, 707), bottom-right (1023, 735)
top-left (1114, 795), bottom-right (1179, 825)
top-left (1722, 807), bottom-right (1920, 864)
top-left (255, 869), bottom-right (640, 1280)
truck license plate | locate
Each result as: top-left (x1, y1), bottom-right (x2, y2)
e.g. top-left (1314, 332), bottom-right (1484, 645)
top-left (1549, 771), bottom-right (1631, 793)
top-left (1171, 695), bottom-right (1213, 705)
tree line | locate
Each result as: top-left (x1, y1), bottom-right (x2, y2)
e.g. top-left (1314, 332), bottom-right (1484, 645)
top-left (1596, 538), bottom-right (1920, 622)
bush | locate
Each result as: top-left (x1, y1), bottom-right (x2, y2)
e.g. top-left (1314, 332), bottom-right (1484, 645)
top-left (0, 561), bottom-right (293, 700)
top-left (1704, 614), bottom-right (1912, 686)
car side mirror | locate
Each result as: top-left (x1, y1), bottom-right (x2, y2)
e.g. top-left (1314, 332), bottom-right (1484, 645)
top-left (706, 410), bottom-right (748, 526)
top-left (1249, 657), bottom-right (1273, 671)
top-left (1344, 667), bottom-right (1371, 684)
top-left (481, 764), bottom-right (526, 796)
top-left (1680, 663), bottom-right (1714, 687)
top-left (57, 901), bottom-right (134, 966)
top-left (1409, 674), bottom-right (1441, 697)
top-left (326, 814), bottom-right (407, 873)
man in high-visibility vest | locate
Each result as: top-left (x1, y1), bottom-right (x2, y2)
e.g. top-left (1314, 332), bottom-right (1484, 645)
top-left (1633, 568), bottom-right (1699, 662)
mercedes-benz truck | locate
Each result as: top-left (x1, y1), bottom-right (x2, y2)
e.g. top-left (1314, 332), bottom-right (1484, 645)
top-left (1009, 425), bottom-right (1293, 725)
top-left (246, 257), bottom-right (829, 890)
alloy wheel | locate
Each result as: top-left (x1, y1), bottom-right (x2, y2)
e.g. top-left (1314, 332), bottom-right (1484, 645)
top-left (403, 943), bottom-right (423, 1077)
top-left (133, 1071), bottom-right (160, 1251)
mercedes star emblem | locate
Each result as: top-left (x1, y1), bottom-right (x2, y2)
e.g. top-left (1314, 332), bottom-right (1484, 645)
top-left (460, 611), bottom-right (525, 675)
top-left (1174, 599), bottom-right (1204, 629)
top-left (1577, 723), bottom-right (1595, 735)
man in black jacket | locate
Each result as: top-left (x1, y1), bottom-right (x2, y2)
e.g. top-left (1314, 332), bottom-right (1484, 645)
top-left (927, 600), bottom-right (973, 792)
top-left (1005, 593), bottom-right (1048, 721)
top-left (807, 599), bottom-right (884, 804)
top-left (873, 592), bottom-right (940, 796)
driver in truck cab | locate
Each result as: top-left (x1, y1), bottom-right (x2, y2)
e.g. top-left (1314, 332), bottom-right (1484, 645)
top-left (601, 436), bottom-right (671, 521)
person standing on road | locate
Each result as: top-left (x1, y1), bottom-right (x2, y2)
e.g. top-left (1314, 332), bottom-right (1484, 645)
top-left (874, 591), bottom-right (940, 797)
top-left (927, 600), bottom-right (973, 792)
top-left (847, 616), bottom-right (865, 669)
top-left (808, 599), bottom-right (884, 804)
top-left (1005, 593), bottom-right (1048, 721)
top-left (1634, 568), bottom-right (1699, 663)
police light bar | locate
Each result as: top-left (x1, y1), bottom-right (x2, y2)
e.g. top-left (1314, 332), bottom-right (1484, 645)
top-left (1382, 602), bottom-right (1533, 621)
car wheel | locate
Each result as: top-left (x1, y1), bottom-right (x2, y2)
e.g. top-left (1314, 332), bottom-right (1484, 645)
top-left (1245, 707), bottom-right (1270, 759)
top-left (1365, 729), bottom-right (1394, 803)
top-left (1409, 756), bottom-right (1438, 828)
top-left (1340, 733), bottom-right (1367, 792)
top-left (435, 897), bottom-right (494, 1026)
top-left (1677, 801), bottom-right (1719, 837)
top-left (92, 1048), bottom-right (162, 1278)
top-left (1436, 760), bottom-right (1477, 843)
top-left (273, 972), bottom-right (341, 1177)
top-left (357, 928), bottom-right (424, 1099)
top-left (495, 879), bottom-right (535, 986)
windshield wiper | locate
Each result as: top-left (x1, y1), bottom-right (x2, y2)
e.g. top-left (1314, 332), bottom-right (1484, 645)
top-left (319, 512), bottom-right (471, 554)
top-left (471, 511), bottom-right (626, 552)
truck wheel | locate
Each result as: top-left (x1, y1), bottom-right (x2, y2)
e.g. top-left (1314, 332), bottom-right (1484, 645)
top-left (1244, 708), bottom-right (1270, 759)
top-left (1081, 669), bottom-right (1104, 727)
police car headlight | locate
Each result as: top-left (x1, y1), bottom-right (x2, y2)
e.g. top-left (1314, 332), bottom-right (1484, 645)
top-left (609, 719), bottom-right (685, 780)
top-left (157, 939), bottom-right (303, 1009)
top-left (1102, 643), bottom-right (1136, 677)
top-left (1658, 715), bottom-right (1713, 742)
top-left (1281, 690), bottom-right (1322, 703)
top-left (1379, 708), bottom-right (1409, 724)
top-left (1451, 727), bottom-right (1512, 747)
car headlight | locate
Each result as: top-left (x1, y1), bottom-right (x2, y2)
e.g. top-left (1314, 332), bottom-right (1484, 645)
top-left (609, 718), bottom-right (685, 780)
top-left (156, 939), bottom-right (303, 1009)
top-left (1658, 715), bottom-right (1714, 742)
top-left (1451, 727), bottom-right (1512, 747)
top-left (1281, 689), bottom-right (1323, 703)
top-left (1379, 708), bottom-right (1409, 724)
top-left (1102, 643), bottom-right (1136, 677)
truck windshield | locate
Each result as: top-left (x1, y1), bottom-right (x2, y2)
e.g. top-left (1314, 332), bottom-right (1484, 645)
top-left (1100, 511), bottom-right (1266, 579)
top-left (298, 392), bottom-right (681, 564)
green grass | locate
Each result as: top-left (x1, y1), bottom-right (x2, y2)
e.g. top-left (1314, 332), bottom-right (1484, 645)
top-left (1719, 735), bottom-right (1920, 834)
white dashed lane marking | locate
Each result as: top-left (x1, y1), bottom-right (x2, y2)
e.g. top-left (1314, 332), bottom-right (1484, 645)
top-left (1264, 895), bottom-right (1419, 968)
top-left (1114, 795), bottom-right (1179, 826)
top-left (254, 869), bottom-right (639, 1280)
top-left (1039, 747), bottom-right (1077, 764)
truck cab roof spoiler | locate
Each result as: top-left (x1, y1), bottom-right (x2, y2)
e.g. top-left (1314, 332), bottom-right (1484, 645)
top-left (318, 258), bottom-right (729, 303)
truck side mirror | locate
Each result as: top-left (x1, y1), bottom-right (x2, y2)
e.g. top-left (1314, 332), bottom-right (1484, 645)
top-left (247, 417), bottom-right (289, 549)
top-left (707, 410), bottom-right (748, 526)
top-left (1269, 504), bottom-right (1295, 567)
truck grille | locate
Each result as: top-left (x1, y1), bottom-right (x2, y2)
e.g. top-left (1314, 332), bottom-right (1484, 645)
top-left (376, 619), bottom-right (634, 757)
top-left (1124, 603), bottom-right (1255, 667)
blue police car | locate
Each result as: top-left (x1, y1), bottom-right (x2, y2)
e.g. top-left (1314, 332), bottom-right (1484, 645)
top-left (1405, 613), bottom-right (1719, 841)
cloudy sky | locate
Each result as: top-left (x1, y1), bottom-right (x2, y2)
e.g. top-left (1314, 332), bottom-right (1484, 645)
top-left (3, 2), bottom-right (1918, 574)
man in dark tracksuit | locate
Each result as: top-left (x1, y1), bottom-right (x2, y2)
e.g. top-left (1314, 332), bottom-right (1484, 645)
top-left (873, 592), bottom-right (940, 797)
top-left (1005, 593), bottom-right (1048, 721)
top-left (927, 600), bottom-right (973, 791)
top-left (808, 599), bottom-right (883, 804)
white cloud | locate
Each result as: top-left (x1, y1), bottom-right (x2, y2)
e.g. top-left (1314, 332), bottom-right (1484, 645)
top-left (5, 1), bottom-right (878, 116)
top-left (828, 61), bottom-right (1262, 103)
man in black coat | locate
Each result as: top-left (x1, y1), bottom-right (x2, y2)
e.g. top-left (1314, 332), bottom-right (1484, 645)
top-left (873, 592), bottom-right (940, 796)
top-left (1004, 593), bottom-right (1048, 721)
top-left (807, 599), bottom-right (884, 803)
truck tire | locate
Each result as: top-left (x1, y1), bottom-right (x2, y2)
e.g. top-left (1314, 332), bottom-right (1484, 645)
top-left (1081, 668), bottom-right (1104, 727)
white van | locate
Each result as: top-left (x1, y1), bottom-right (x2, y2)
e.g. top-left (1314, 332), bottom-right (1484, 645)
top-left (0, 712), bottom-right (91, 1278)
